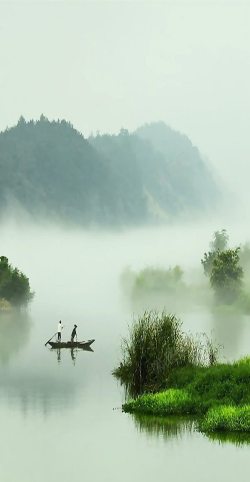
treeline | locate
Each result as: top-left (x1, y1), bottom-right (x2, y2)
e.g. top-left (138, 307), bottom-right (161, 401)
top-left (0, 116), bottom-right (219, 226)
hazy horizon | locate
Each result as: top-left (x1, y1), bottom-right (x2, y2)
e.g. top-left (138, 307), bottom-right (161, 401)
top-left (0, 1), bottom-right (250, 201)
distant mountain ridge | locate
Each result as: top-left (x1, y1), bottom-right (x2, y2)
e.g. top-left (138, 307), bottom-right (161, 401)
top-left (0, 116), bottom-right (219, 226)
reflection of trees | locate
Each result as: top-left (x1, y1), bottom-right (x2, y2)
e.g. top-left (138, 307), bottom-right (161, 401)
top-left (0, 311), bottom-right (31, 364)
top-left (131, 413), bottom-right (194, 441)
top-left (0, 372), bottom-right (77, 416)
top-left (132, 413), bottom-right (250, 447)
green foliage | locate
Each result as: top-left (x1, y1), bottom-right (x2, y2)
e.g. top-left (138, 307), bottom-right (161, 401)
top-left (123, 389), bottom-right (195, 416)
top-left (113, 311), bottom-right (217, 395)
top-left (199, 406), bottom-right (250, 433)
top-left (210, 248), bottom-right (243, 303)
top-left (201, 251), bottom-right (217, 277)
top-left (123, 358), bottom-right (250, 432)
top-left (0, 256), bottom-right (33, 307)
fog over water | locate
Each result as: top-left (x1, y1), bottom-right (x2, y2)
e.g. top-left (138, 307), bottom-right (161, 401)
top-left (1, 220), bottom-right (250, 481)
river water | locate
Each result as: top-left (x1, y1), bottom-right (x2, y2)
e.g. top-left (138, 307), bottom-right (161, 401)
top-left (0, 223), bottom-right (249, 482)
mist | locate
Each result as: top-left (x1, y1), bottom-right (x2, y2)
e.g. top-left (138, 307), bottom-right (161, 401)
top-left (1, 218), bottom-right (250, 358)
top-left (1, 1), bottom-right (250, 479)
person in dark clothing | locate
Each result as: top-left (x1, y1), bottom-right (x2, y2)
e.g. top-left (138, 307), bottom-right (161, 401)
top-left (71, 324), bottom-right (77, 342)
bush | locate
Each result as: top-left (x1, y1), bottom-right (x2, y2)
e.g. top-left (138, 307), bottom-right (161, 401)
top-left (113, 311), bottom-right (218, 395)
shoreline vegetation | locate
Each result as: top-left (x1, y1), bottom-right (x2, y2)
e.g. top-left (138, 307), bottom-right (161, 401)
top-left (0, 256), bottom-right (33, 311)
top-left (114, 229), bottom-right (250, 434)
top-left (121, 230), bottom-right (250, 314)
top-left (113, 311), bottom-right (250, 434)
top-left (122, 359), bottom-right (250, 433)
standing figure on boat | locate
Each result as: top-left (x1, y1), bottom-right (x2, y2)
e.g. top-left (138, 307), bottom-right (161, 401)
top-left (57, 320), bottom-right (63, 342)
top-left (71, 324), bottom-right (77, 342)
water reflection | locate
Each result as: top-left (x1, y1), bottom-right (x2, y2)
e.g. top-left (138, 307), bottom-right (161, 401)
top-left (132, 412), bottom-right (250, 447)
top-left (205, 431), bottom-right (250, 447)
top-left (0, 343), bottom-right (94, 415)
top-left (51, 346), bottom-right (94, 366)
top-left (131, 413), bottom-right (194, 441)
top-left (0, 372), bottom-right (77, 416)
top-left (0, 311), bottom-right (31, 364)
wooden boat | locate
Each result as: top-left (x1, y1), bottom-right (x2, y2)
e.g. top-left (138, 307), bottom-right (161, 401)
top-left (48, 339), bottom-right (95, 349)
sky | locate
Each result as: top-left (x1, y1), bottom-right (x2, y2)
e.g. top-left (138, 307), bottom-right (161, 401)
top-left (0, 0), bottom-right (249, 194)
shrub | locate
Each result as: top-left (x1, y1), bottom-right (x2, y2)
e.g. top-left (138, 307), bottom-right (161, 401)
top-left (113, 311), bottom-right (218, 395)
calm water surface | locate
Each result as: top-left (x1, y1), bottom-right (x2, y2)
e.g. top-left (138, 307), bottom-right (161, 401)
top-left (0, 224), bottom-right (249, 482)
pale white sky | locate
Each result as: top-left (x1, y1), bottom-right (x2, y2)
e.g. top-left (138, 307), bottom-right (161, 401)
top-left (0, 1), bottom-right (249, 194)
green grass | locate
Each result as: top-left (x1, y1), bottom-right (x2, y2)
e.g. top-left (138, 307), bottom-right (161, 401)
top-left (122, 357), bottom-right (250, 433)
top-left (123, 389), bottom-right (196, 416)
top-left (200, 406), bottom-right (250, 432)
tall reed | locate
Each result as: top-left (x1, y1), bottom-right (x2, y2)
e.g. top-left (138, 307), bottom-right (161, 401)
top-left (114, 311), bottom-right (216, 395)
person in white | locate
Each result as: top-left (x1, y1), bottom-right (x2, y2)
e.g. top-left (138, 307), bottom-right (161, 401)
top-left (57, 320), bottom-right (63, 342)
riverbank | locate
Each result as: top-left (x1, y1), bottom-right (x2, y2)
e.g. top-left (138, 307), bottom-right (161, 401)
top-left (123, 357), bottom-right (250, 432)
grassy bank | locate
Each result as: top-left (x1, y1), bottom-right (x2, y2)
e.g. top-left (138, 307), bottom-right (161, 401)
top-left (199, 405), bottom-right (250, 432)
top-left (123, 358), bottom-right (250, 432)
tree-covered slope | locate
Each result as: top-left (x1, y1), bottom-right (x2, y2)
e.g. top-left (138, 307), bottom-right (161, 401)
top-left (0, 117), bottom-right (219, 225)
top-left (135, 122), bottom-right (218, 210)
top-left (0, 117), bottom-right (147, 225)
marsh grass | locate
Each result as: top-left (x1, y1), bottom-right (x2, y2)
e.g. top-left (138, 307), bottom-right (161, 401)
top-left (199, 406), bottom-right (250, 432)
top-left (123, 389), bottom-right (196, 415)
top-left (123, 357), bottom-right (250, 433)
top-left (113, 311), bottom-right (218, 395)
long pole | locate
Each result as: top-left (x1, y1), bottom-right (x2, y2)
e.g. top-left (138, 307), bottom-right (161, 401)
top-left (45, 332), bottom-right (58, 346)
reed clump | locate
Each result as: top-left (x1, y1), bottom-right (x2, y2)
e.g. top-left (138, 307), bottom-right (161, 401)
top-left (113, 311), bottom-right (217, 395)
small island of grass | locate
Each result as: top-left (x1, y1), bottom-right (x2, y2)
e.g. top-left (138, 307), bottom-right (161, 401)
top-left (114, 311), bottom-right (250, 434)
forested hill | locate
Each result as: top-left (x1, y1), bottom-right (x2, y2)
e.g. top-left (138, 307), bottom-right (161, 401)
top-left (0, 117), bottom-right (219, 226)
